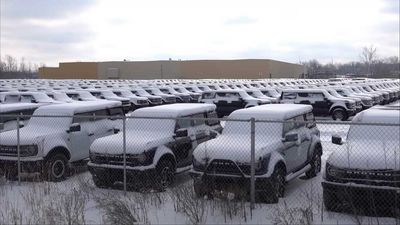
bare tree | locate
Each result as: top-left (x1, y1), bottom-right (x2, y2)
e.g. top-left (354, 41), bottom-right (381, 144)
top-left (360, 45), bottom-right (377, 76)
top-left (5, 55), bottom-right (18, 72)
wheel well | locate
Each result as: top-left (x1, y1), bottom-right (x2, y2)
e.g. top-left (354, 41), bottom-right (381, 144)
top-left (275, 161), bottom-right (286, 175)
top-left (45, 147), bottom-right (71, 161)
top-left (330, 106), bottom-right (346, 114)
top-left (158, 154), bottom-right (176, 170)
top-left (314, 143), bottom-right (323, 156)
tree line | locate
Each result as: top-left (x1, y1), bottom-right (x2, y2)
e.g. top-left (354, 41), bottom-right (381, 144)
top-left (0, 55), bottom-right (42, 79)
top-left (302, 46), bottom-right (400, 79)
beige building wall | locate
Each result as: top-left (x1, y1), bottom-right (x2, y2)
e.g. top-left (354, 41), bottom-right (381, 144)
top-left (97, 61), bottom-right (180, 80)
top-left (39, 62), bottom-right (98, 79)
top-left (39, 59), bottom-right (304, 80)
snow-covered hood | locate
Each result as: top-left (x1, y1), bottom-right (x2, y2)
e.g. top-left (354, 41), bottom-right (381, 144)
top-left (90, 131), bottom-right (173, 155)
top-left (0, 126), bottom-right (60, 146)
top-left (328, 140), bottom-right (400, 170)
top-left (193, 134), bottom-right (282, 163)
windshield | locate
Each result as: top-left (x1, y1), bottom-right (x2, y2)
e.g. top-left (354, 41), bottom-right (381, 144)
top-left (127, 118), bottom-right (175, 134)
top-left (102, 90), bottom-right (117, 97)
top-left (348, 124), bottom-right (400, 143)
top-left (34, 93), bottom-right (54, 101)
top-left (223, 120), bottom-right (282, 137)
top-left (28, 111), bottom-right (72, 129)
top-left (4, 95), bottom-right (20, 103)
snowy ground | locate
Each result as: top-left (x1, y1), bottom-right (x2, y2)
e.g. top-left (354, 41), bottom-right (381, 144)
top-left (0, 124), bottom-right (398, 225)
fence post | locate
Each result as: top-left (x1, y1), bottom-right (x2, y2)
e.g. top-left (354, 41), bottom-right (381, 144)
top-left (17, 116), bottom-right (21, 185)
top-left (123, 115), bottom-right (127, 194)
top-left (250, 117), bottom-right (256, 209)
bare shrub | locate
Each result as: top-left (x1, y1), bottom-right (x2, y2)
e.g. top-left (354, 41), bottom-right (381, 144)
top-left (44, 189), bottom-right (88, 225)
top-left (169, 183), bottom-right (208, 225)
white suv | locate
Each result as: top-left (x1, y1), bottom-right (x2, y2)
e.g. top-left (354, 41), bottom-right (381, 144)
top-left (190, 104), bottom-right (322, 203)
top-left (0, 101), bottom-right (123, 181)
top-left (88, 104), bottom-right (222, 190)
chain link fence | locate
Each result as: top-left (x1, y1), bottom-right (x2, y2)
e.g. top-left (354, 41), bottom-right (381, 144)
top-left (0, 113), bottom-right (399, 224)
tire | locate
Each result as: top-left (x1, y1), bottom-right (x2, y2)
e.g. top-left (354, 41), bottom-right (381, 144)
top-left (305, 148), bottom-right (322, 178)
top-left (44, 153), bottom-right (69, 182)
top-left (262, 165), bottom-right (286, 203)
top-left (323, 188), bottom-right (341, 212)
top-left (332, 108), bottom-right (348, 121)
top-left (155, 159), bottom-right (175, 191)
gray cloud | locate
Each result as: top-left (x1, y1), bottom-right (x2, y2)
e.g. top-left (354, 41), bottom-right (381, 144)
top-left (0, 0), bottom-right (96, 20)
top-left (381, 0), bottom-right (399, 15)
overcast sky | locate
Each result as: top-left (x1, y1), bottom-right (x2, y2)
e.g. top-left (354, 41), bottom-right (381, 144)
top-left (1, 0), bottom-right (399, 66)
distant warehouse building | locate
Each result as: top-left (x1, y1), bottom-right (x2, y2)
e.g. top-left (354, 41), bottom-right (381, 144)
top-left (39, 59), bottom-right (305, 80)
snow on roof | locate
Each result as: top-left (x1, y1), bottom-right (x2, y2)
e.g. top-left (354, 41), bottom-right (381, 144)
top-left (228, 104), bottom-right (313, 121)
top-left (0, 103), bottom-right (40, 113)
top-left (353, 107), bottom-right (400, 124)
top-left (281, 88), bottom-right (327, 93)
top-left (132, 103), bottom-right (216, 118)
top-left (32, 101), bottom-right (122, 116)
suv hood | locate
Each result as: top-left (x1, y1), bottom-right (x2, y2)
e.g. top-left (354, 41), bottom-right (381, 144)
top-left (90, 131), bottom-right (173, 155)
top-left (328, 140), bottom-right (400, 170)
top-left (193, 134), bottom-right (282, 163)
top-left (0, 127), bottom-right (56, 146)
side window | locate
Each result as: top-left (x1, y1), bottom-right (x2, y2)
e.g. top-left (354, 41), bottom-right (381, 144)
top-left (206, 111), bottom-right (219, 126)
top-left (93, 109), bottom-right (108, 120)
top-left (202, 92), bottom-right (215, 99)
top-left (192, 113), bottom-right (205, 126)
top-left (298, 93), bottom-right (309, 98)
top-left (304, 112), bottom-right (316, 128)
top-left (20, 95), bottom-right (34, 103)
top-left (73, 112), bottom-right (92, 123)
top-left (293, 115), bottom-right (305, 128)
top-left (108, 107), bottom-right (123, 116)
top-left (283, 118), bottom-right (296, 136)
top-left (4, 95), bottom-right (20, 103)
top-left (216, 92), bottom-right (226, 97)
top-left (176, 117), bottom-right (192, 130)
top-left (113, 91), bottom-right (122, 97)
top-left (47, 94), bottom-right (55, 99)
top-left (310, 93), bottom-right (324, 101)
top-left (282, 92), bottom-right (296, 100)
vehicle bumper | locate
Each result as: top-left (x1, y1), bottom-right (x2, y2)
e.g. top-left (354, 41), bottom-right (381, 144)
top-left (0, 159), bottom-right (43, 173)
top-left (88, 162), bottom-right (157, 187)
top-left (346, 109), bottom-right (357, 116)
top-left (322, 181), bottom-right (400, 207)
top-left (190, 170), bottom-right (273, 194)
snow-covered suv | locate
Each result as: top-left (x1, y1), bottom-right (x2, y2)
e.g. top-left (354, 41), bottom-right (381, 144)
top-left (280, 89), bottom-right (357, 121)
top-left (200, 90), bottom-right (270, 117)
top-left (323, 106), bottom-right (400, 213)
top-left (0, 101), bottom-right (123, 181)
top-left (88, 104), bottom-right (222, 190)
top-left (190, 104), bottom-right (322, 203)
top-left (0, 103), bottom-right (39, 132)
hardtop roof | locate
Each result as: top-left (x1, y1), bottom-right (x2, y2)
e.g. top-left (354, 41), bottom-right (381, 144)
top-left (32, 101), bottom-right (122, 116)
top-left (132, 103), bottom-right (216, 118)
top-left (229, 104), bottom-right (313, 121)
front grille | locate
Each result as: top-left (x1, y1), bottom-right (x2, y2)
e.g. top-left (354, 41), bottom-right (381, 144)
top-left (149, 98), bottom-right (162, 104)
top-left (137, 100), bottom-right (148, 105)
top-left (0, 145), bottom-right (17, 156)
top-left (329, 168), bottom-right (400, 187)
top-left (206, 160), bottom-right (243, 175)
top-left (166, 97), bottom-right (176, 102)
top-left (122, 100), bottom-right (130, 105)
top-left (91, 153), bottom-right (123, 165)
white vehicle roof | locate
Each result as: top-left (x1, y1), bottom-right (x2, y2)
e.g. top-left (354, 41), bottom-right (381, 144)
top-left (32, 101), bottom-right (122, 116)
top-left (131, 103), bottom-right (216, 118)
top-left (0, 103), bottom-right (39, 113)
top-left (229, 104), bottom-right (313, 121)
top-left (352, 107), bottom-right (400, 124)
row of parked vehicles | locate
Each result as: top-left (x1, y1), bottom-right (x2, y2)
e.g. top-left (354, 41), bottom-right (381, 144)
top-left (0, 78), bottom-right (399, 213)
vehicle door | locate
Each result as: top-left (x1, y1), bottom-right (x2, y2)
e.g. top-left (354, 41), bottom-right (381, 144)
top-left (172, 116), bottom-right (194, 168)
top-left (191, 113), bottom-right (210, 145)
top-left (294, 115), bottom-right (311, 166)
top-left (68, 113), bottom-right (91, 161)
top-left (310, 92), bottom-right (331, 116)
top-left (281, 118), bottom-right (303, 172)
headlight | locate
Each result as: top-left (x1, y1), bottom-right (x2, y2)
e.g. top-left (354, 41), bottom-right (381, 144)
top-left (20, 145), bottom-right (38, 157)
top-left (193, 157), bottom-right (207, 171)
top-left (326, 163), bottom-right (341, 178)
top-left (127, 147), bottom-right (156, 166)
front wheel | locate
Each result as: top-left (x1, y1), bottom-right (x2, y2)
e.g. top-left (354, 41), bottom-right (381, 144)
top-left (155, 159), bottom-right (175, 191)
top-left (44, 153), bottom-right (69, 182)
top-left (261, 166), bottom-right (286, 203)
top-left (332, 109), bottom-right (348, 121)
top-left (305, 150), bottom-right (322, 178)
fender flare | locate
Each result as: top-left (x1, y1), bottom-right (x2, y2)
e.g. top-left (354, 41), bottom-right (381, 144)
top-left (152, 145), bottom-right (176, 169)
top-left (266, 151), bottom-right (286, 177)
top-left (307, 136), bottom-right (322, 159)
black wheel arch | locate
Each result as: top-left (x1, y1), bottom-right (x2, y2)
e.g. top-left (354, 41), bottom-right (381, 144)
top-left (44, 146), bottom-right (71, 161)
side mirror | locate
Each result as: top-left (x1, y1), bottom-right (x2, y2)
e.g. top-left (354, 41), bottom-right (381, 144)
top-left (282, 133), bottom-right (299, 143)
top-left (113, 128), bottom-right (120, 134)
top-left (175, 128), bottom-right (188, 138)
top-left (18, 121), bottom-right (24, 128)
top-left (332, 135), bottom-right (343, 145)
top-left (0, 123), bottom-right (4, 130)
top-left (31, 99), bottom-right (38, 103)
top-left (68, 123), bottom-right (81, 133)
